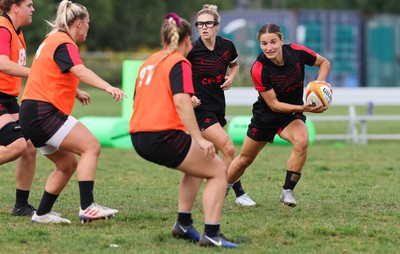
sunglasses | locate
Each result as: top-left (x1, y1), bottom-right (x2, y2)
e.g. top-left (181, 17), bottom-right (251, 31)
top-left (195, 21), bottom-right (219, 28)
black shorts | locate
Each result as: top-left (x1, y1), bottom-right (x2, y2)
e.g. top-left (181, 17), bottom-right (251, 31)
top-left (131, 130), bottom-right (192, 168)
top-left (195, 110), bottom-right (227, 131)
top-left (19, 100), bottom-right (68, 147)
top-left (0, 121), bottom-right (24, 145)
top-left (247, 113), bottom-right (306, 143)
top-left (0, 92), bottom-right (20, 116)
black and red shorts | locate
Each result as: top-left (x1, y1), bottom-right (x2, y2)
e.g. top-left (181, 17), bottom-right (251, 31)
top-left (247, 113), bottom-right (306, 143)
top-left (19, 100), bottom-right (68, 147)
top-left (0, 92), bottom-right (20, 116)
top-left (195, 110), bottom-right (227, 131)
top-left (131, 130), bottom-right (192, 168)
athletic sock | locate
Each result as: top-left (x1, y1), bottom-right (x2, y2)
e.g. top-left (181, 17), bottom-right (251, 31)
top-left (204, 223), bottom-right (220, 237)
top-left (78, 181), bottom-right (95, 210)
top-left (36, 191), bottom-right (59, 216)
top-left (15, 189), bottom-right (30, 207)
top-left (283, 170), bottom-right (301, 190)
top-left (232, 180), bottom-right (246, 197)
top-left (177, 211), bottom-right (192, 226)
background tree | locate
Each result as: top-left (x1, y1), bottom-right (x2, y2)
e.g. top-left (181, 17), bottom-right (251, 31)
top-left (19, 0), bottom-right (400, 52)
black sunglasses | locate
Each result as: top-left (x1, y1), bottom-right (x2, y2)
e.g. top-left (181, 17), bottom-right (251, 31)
top-left (195, 21), bottom-right (219, 28)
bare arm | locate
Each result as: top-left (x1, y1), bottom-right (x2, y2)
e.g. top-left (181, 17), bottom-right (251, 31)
top-left (70, 64), bottom-right (126, 102)
top-left (313, 54), bottom-right (331, 82)
top-left (173, 93), bottom-right (215, 159)
top-left (0, 55), bottom-right (30, 77)
top-left (221, 60), bottom-right (239, 90)
top-left (260, 89), bottom-right (325, 114)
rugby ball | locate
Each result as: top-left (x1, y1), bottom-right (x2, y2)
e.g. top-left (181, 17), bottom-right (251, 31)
top-left (305, 81), bottom-right (333, 108)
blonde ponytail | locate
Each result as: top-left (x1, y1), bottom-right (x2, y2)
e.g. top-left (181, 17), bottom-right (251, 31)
top-left (45, 0), bottom-right (88, 36)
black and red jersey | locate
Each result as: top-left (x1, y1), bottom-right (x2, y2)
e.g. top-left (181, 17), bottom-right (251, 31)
top-left (187, 36), bottom-right (238, 115)
top-left (250, 43), bottom-right (316, 126)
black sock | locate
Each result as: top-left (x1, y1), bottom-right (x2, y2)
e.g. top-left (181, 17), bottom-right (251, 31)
top-left (283, 170), bottom-right (301, 190)
top-left (78, 181), bottom-right (95, 210)
top-left (15, 189), bottom-right (30, 207)
top-left (37, 191), bottom-right (59, 216)
top-left (232, 180), bottom-right (245, 197)
top-left (177, 212), bottom-right (192, 226)
top-left (204, 223), bottom-right (220, 238)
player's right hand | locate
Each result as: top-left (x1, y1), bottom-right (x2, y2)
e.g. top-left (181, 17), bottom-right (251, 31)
top-left (196, 138), bottom-right (215, 159)
top-left (191, 95), bottom-right (201, 108)
top-left (303, 103), bottom-right (326, 113)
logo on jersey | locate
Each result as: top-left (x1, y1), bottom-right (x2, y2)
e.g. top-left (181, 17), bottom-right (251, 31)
top-left (17, 48), bottom-right (26, 66)
top-left (202, 74), bottom-right (225, 85)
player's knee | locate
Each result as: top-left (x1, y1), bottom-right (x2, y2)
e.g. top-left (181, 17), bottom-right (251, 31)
top-left (225, 144), bottom-right (235, 160)
top-left (22, 141), bottom-right (37, 159)
top-left (211, 159), bottom-right (227, 179)
top-left (67, 157), bottom-right (78, 173)
top-left (83, 138), bottom-right (101, 157)
top-left (0, 122), bottom-right (26, 159)
top-left (57, 156), bottom-right (78, 174)
top-left (237, 155), bottom-right (254, 169)
top-left (292, 136), bottom-right (309, 151)
top-left (215, 166), bottom-right (227, 182)
top-left (91, 140), bottom-right (101, 156)
top-left (7, 139), bottom-right (26, 161)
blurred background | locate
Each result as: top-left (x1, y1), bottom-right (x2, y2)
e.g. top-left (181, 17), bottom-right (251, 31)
top-left (21, 0), bottom-right (400, 88)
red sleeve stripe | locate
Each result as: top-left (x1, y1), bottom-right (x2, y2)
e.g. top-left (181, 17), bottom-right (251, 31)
top-left (181, 61), bottom-right (194, 94)
top-left (65, 43), bottom-right (83, 66)
top-left (251, 61), bottom-right (266, 92)
top-left (291, 43), bottom-right (316, 57)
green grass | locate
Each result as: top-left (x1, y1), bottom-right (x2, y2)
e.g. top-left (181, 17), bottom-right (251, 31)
top-left (1, 87), bottom-right (400, 253)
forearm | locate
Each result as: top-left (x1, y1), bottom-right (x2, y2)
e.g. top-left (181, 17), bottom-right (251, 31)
top-left (174, 94), bottom-right (203, 141)
top-left (269, 101), bottom-right (305, 113)
top-left (316, 58), bottom-right (331, 81)
top-left (228, 64), bottom-right (239, 80)
top-left (0, 57), bottom-right (30, 77)
top-left (260, 91), bottom-right (304, 113)
top-left (70, 64), bottom-right (112, 91)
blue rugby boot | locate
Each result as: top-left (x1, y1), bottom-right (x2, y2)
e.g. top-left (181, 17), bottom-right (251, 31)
top-left (199, 233), bottom-right (239, 248)
top-left (171, 221), bottom-right (201, 242)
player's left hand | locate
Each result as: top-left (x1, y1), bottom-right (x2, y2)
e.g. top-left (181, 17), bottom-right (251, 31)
top-left (220, 75), bottom-right (233, 90)
top-left (76, 89), bottom-right (91, 106)
top-left (106, 86), bottom-right (128, 102)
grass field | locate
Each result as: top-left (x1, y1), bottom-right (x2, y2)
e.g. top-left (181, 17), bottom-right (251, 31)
top-left (1, 87), bottom-right (399, 253)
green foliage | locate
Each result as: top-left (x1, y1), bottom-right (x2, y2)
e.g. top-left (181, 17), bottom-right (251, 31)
top-left (22, 0), bottom-right (235, 52)
top-left (23, 1), bottom-right (56, 51)
top-left (21, 0), bottom-right (400, 53)
top-left (77, 0), bottom-right (114, 50)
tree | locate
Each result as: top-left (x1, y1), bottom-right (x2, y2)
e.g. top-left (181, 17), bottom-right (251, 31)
top-left (21, 0), bottom-right (400, 53)
top-left (105, 0), bottom-right (167, 51)
top-left (77, 0), bottom-right (114, 51)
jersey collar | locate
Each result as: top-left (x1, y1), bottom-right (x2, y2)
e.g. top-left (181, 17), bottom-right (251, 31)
top-left (1, 13), bottom-right (21, 35)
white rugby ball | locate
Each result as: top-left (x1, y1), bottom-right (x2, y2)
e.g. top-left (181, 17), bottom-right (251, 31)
top-left (305, 82), bottom-right (333, 108)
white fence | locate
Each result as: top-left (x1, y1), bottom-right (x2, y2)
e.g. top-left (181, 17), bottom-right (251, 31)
top-left (225, 87), bottom-right (400, 143)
